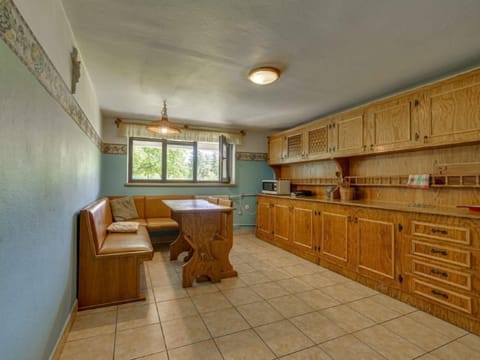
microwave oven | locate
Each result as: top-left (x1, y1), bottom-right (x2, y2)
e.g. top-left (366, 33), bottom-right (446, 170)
top-left (261, 180), bottom-right (291, 195)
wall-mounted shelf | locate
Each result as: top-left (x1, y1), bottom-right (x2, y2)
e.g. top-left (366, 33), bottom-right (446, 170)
top-left (286, 174), bottom-right (480, 189)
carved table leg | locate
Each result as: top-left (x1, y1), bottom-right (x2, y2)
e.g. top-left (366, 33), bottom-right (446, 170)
top-left (181, 213), bottom-right (222, 287)
top-left (169, 231), bottom-right (191, 261)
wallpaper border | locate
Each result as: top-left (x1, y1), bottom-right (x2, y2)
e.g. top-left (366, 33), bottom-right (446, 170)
top-left (101, 143), bottom-right (268, 161)
top-left (0, 0), bottom-right (101, 149)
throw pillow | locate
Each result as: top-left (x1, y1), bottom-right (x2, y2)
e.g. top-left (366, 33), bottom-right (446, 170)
top-left (110, 196), bottom-right (139, 221)
top-left (107, 221), bottom-right (139, 233)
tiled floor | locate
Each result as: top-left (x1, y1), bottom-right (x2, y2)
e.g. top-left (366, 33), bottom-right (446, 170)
top-left (61, 232), bottom-right (480, 359)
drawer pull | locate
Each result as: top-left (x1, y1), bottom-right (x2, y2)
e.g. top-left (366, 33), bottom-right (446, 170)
top-left (430, 268), bottom-right (448, 277)
top-left (431, 289), bottom-right (449, 299)
top-left (431, 228), bottom-right (448, 235)
top-left (431, 248), bottom-right (448, 256)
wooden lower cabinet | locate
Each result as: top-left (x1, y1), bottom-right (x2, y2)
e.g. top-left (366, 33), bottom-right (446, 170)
top-left (256, 197), bottom-right (273, 239)
top-left (355, 209), bottom-right (403, 288)
top-left (256, 195), bottom-right (480, 335)
top-left (320, 206), bottom-right (353, 268)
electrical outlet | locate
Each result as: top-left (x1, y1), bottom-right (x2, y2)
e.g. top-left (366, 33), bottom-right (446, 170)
top-left (244, 204), bottom-right (250, 210)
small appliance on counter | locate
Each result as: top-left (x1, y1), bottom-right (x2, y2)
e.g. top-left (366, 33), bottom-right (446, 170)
top-left (261, 179), bottom-right (291, 195)
top-left (291, 190), bottom-right (313, 197)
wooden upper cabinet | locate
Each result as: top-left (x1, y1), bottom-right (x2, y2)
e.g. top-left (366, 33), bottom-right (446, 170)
top-left (283, 130), bottom-right (305, 163)
top-left (268, 135), bottom-right (284, 165)
top-left (304, 119), bottom-right (333, 161)
top-left (421, 72), bottom-right (480, 146)
top-left (331, 109), bottom-right (366, 156)
top-left (365, 95), bottom-right (420, 153)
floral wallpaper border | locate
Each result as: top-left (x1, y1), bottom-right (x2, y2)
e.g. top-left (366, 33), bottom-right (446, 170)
top-left (236, 152), bottom-right (268, 161)
top-left (101, 143), bottom-right (268, 161)
top-left (0, 0), bottom-right (102, 149)
top-left (102, 143), bottom-right (127, 155)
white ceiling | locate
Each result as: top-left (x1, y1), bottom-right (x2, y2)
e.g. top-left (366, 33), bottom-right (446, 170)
top-left (61, 0), bottom-right (480, 131)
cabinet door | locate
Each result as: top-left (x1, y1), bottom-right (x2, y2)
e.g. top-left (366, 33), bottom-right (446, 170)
top-left (268, 135), bottom-right (284, 165)
top-left (273, 202), bottom-right (291, 243)
top-left (332, 110), bottom-right (366, 156)
top-left (291, 202), bottom-right (316, 253)
top-left (304, 121), bottom-right (331, 160)
top-left (283, 130), bottom-right (305, 163)
top-left (365, 96), bottom-right (418, 153)
top-left (422, 73), bottom-right (480, 146)
top-left (256, 199), bottom-right (272, 239)
top-left (321, 209), bottom-right (351, 267)
top-left (355, 209), bottom-right (400, 286)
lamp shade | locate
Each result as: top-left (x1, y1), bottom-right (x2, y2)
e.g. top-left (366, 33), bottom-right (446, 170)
top-left (146, 100), bottom-right (181, 135)
top-left (248, 67), bottom-right (280, 85)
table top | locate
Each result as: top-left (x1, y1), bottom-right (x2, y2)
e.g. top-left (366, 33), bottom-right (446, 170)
top-left (163, 199), bottom-right (233, 213)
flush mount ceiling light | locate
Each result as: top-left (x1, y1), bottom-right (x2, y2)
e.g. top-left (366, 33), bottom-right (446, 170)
top-left (146, 100), bottom-right (181, 135)
top-left (248, 67), bottom-right (280, 85)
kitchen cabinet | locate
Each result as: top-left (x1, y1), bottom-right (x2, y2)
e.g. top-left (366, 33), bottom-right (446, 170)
top-left (272, 199), bottom-right (291, 244)
top-left (283, 130), bottom-right (305, 163)
top-left (420, 73), bottom-right (480, 147)
top-left (319, 205), bottom-right (354, 268)
top-left (267, 135), bottom-right (284, 165)
top-left (290, 201), bottom-right (319, 256)
top-left (355, 208), bottom-right (403, 287)
top-left (365, 95), bottom-right (420, 153)
top-left (256, 197), bottom-right (273, 239)
top-left (330, 108), bottom-right (367, 157)
top-left (303, 120), bottom-right (333, 161)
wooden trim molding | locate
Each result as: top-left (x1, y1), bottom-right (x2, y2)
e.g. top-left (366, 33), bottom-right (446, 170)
top-left (0, 0), bottom-right (101, 150)
top-left (236, 152), bottom-right (267, 161)
top-left (51, 300), bottom-right (78, 360)
top-left (102, 143), bottom-right (127, 155)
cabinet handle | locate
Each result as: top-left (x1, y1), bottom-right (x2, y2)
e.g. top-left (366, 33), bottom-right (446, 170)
top-left (431, 228), bottom-right (448, 235)
top-left (423, 135), bottom-right (428, 144)
top-left (370, 144), bottom-right (374, 150)
top-left (415, 132), bottom-right (420, 141)
top-left (363, 145), bottom-right (367, 151)
top-left (332, 146), bottom-right (336, 152)
top-left (431, 268), bottom-right (448, 277)
top-left (431, 289), bottom-right (449, 299)
top-left (414, 99), bottom-right (420, 107)
top-left (431, 248), bottom-right (448, 256)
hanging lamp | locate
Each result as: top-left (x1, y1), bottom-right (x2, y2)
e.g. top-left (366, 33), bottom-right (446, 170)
top-left (146, 100), bottom-right (181, 135)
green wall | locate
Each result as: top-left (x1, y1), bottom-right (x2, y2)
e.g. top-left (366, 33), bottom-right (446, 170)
top-left (101, 154), bottom-right (274, 228)
top-left (0, 42), bottom-right (101, 359)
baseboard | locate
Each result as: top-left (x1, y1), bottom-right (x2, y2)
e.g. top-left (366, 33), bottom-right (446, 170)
top-left (50, 300), bottom-right (78, 360)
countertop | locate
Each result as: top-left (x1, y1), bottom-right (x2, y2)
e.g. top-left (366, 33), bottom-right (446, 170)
top-left (257, 194), bottom-right (480, 220)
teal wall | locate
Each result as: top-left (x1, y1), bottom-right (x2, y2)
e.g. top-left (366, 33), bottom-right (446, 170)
top-left (0, 42), bottom-right (101, 359)
top-left (101, 154), bottom-right (274, 227)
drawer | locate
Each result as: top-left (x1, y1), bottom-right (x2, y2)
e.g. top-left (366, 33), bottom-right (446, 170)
top-left (412, 240), bottom-right (471, 268)
top-left (412, 279), bottom-right (472, 314)
top-left (412, 221), bottom-right (470, 245)
top-left (412, 259), bottom-right (472, 291)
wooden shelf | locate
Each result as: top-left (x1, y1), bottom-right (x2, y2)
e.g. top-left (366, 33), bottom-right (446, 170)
top-left (286, 174), bottom-right (480, 188)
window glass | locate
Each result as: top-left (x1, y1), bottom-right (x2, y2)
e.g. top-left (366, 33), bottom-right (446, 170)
top-left (131, 139), bottom-right (163, 180)
top-left (197, 142), bottom-right (220, 181)
top-left (166, 142), bottom-right (194, 181)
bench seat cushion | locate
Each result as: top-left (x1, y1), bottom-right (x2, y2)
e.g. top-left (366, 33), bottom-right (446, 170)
top-left (126, 218), bottom-right (148, 226)
top-left (147, 217), bottom-right (179, 231)
top-left (99, 226), bottom-right (153, 255)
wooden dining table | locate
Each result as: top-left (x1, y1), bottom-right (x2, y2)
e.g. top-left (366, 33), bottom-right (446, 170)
top-left (164, 199), bottom-right (238, 287)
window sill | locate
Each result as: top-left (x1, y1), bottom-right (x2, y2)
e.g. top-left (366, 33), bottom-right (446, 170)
top-left (125, 182), bottom-right (237, 187)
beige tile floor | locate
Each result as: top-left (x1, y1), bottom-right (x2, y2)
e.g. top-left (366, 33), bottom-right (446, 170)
top-left (61, 232), bottom-right (480, 360)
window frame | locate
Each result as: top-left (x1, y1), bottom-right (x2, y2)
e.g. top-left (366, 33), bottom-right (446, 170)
top-left (127, 136), bottom-right (232, 185)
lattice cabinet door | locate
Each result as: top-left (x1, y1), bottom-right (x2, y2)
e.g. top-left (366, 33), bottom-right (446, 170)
top-left (284, 130), bottom-right (305, 162)
top-left (305, 123), bottom-right (330, 160)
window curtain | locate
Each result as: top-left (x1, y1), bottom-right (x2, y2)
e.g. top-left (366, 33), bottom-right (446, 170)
top-left (118, 121), bottom-right (244, 145)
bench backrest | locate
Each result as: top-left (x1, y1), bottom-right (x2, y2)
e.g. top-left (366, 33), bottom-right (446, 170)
top-left (84, 197), bottom-right (112, 252)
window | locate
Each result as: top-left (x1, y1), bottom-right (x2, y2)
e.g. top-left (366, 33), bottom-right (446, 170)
top-left (128, 137), bottom-right (233, 183)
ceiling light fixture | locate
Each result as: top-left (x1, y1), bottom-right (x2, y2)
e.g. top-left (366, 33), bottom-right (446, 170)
top-left (248, 67), bottom-right (280, 85)
top-left (146, 100), bottom-right (181, 135)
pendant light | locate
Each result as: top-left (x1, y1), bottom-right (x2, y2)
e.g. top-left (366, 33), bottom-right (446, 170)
top-left (146, 100), bottom-right (181, 135)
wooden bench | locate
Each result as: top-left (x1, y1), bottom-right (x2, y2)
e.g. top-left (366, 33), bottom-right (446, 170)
top-left (78, 198), bottom-right (154, 310)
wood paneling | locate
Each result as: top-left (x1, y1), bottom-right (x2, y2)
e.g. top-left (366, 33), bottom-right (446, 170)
top-left (321, 210), bottom-right (350, 266)
top-left (273, 202), bottom-right (291, 243)
top-left (256, 199), bottom-right (273, 239)
top-left (332, 109), bottom-right (366, 156)
top-left (292, 204), bottom-right (314, 250)
top-left (268, 135), bottom-right (284, 165)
